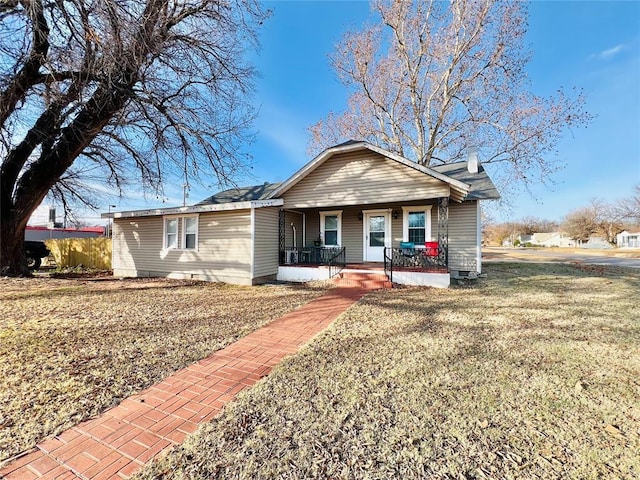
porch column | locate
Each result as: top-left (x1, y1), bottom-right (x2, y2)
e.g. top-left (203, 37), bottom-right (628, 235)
top-left (437, 197), bottom-right (449, 267)
top-left (278, 209), bottom-right (285, 265)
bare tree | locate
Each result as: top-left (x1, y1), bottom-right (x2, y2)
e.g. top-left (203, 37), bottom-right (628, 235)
top-left (562, 200), bottom-right (624, 244)
top-left (517, 216), bottom-right (559, 236)
top-left (309, 0), bottom-right (591, 194)
top-left (619, 184), bottom-right (640, 225)
top-left (562, 207), bottom-right (599, 244)
top-left (1, 0), bottom-right (267, 275)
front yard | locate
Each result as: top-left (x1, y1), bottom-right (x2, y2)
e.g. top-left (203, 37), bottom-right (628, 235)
top-left (135, 263), bottom-right (639, 479)
top-left (0, 276), bottom-right (329, 461)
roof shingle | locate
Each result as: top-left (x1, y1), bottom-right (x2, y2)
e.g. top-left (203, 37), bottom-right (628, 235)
top-left (197, 182), bottom-right (282, 205)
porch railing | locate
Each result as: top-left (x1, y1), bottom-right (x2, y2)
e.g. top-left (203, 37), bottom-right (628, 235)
top-left (280, 246), bottom-right (346, 278)
top-left (384, 247), bottom-right (448, 283)
top-left (327, 247), bottom-right (346, 279)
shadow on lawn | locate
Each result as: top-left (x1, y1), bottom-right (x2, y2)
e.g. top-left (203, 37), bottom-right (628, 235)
top-left (356, 266), bottom-right (639, 352)
top-left (480, 261), bottom-right (640, 283)
top-left (2, 278), bottom-right (329, 302)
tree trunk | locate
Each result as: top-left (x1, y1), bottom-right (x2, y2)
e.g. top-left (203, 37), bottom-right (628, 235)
top-left (0, 214), bottom-right (29, 276)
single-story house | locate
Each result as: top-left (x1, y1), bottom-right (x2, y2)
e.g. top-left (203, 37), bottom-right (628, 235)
top-left (531, 232), bottom-right (575, 248)
top-left (104, 141), bottom-right (500, 288)
top-left (617, 230), bottom-right (640, 248)
top-left (582, 236), bottom-right (612, 249)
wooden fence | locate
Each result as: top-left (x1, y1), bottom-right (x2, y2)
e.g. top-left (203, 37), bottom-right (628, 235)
top-left (45, 237), bottom-right (112, 270)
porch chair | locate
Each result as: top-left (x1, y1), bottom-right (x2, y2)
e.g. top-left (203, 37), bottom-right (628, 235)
top-left (399, 241), bottom-right (416, 256)
top-left (399, 241), bottom-right (420, 267)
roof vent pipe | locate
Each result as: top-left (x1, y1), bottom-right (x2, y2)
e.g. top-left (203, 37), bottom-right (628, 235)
top-left (467, 148), bottom-right (479, 174)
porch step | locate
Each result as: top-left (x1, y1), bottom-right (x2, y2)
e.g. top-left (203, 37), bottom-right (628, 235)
top-left (332, 271), bottom-right (393, 290)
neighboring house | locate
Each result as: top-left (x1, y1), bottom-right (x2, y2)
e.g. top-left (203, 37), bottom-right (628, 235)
top-left (530, 232), bottom-right (575, 248)
top-left (617, 230), bottom-right (640, 248)
top-left (582, 236), bottom-right (612, 249)
top-left (25, 225), bottom-right (105, 241)
top-left (518, 234), bottom-right (533, 245)
top-left (106, 141), bottom-right (500, 288)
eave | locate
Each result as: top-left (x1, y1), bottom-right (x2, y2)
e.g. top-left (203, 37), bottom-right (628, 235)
top-left (102, 199), bottom-right (284, 219)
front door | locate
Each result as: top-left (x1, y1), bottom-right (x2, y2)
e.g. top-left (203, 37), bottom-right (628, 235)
top-left (364, 212), bottom-right (390, 262)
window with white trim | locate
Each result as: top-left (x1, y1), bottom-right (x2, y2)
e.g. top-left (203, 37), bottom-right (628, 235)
top-left (183, 216), bottom-right (198, 250)
top-left (164, 215), bottom-right (199, 250)
top-left (164, 218), bottom-right (178, 249)
top-left (320, 211), bottom-right (342, 246)
top-left (402, 206), bottom-right (432, 246)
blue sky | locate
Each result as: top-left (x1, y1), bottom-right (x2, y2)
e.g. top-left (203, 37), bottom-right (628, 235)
top-left (91, 0), bottom-right (639, 225)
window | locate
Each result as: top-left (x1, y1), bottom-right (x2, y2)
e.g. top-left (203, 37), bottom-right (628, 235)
top-left (402, 206), bottom-right (432, 246)
top-left (320, 211), bottom-right (342, 246)
top-left (408, 211), bottom-right (426, 244)
top-left (164, 215), bottom-right (198, 250)
top-left (183, 216), bottom-right (198, 250)
top-left (165, 218), bottom-right (178, 249)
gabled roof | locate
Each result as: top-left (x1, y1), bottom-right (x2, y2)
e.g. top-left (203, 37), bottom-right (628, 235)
top-left (267, 141), bottom-right (473, 203)
top-left (197, 182), bottom-right (281, 205)
top-left (431, 162), bottom-right (500, 200)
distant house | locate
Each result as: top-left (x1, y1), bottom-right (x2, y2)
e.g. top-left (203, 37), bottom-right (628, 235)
top-left (106, 141), bottom-right (500, 288)
top-left (530, 232), bottom-right (575, 248)
top-left (518, 234), bottom-right (533, 245)
top-left (25, 225), bottom-right (105, 241)
top-left (617, 230), bottom-right (640, 248)
top-left (582, 236), bottom-right (612, 249)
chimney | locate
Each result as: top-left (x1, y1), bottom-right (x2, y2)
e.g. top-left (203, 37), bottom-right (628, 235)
top-left (467, 148), bottom-right (479, 174)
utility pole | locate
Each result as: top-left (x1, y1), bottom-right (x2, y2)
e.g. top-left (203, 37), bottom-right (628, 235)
top-left (107, 205), bottom-right (116, 237)
top-left (183, 184), bottom-right (190, 206)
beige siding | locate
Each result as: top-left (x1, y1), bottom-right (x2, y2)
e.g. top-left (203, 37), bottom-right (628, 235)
top-left (306, 212), bottom-right (320, 246)
top-left (112, 210), bottom-right (252, 284)
top-left (282, 150), bottom-right (450, 208)
top-left (448, 201), bottom-right (479, 272)
top-left (253, 207), bottom-right (279, 280)
top-left (390, 204), bottom-right (438, 247)
top-left (301, 200), bottom-right (439, 263)
top-left (284, 211), bottom-right (304, 250)
top-left (302, 207), bottom-right (362, 263)
top-left (342, 207), bottom-right (363, 263)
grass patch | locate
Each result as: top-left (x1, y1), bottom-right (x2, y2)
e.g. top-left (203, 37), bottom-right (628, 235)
top-left (0, 276), bottom-right (330, 461)
top-left (135, 263), bottom-right (639, 479)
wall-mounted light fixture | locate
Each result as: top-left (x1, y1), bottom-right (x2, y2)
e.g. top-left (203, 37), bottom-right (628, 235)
top-left (393, 210), bottom-right (399, 220)
top-left (357, 212), bottom-right (363, 221)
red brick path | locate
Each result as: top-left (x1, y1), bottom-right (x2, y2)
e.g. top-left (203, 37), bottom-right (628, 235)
top-left (1, 287), bottom-right (370, 479)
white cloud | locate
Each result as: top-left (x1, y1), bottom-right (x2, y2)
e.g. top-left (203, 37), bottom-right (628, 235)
top-left (591, 44), bottom-right (626, 60)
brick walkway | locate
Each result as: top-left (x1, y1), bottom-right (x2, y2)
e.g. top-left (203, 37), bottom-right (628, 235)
top-left (0, 286), bottom-right (370, 480)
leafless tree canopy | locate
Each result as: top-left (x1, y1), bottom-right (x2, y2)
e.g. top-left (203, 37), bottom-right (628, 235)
top-left (0, 0), bottom-right (267, 274)
top-left (309, 0), bottom-right (591, 193)
top-left (620, 184), bottom-right (640, 224)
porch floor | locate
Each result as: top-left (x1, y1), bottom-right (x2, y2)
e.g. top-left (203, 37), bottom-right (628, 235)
top-left (285, 262), bottom-right (448, 274)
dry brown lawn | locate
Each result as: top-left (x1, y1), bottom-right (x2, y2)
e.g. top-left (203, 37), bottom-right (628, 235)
top-left (484, 246), bottom-right (640, 260)
top-left (0, 276), bottom-right (330, 461)
top-left (135, 263), bottom-right (640, 480)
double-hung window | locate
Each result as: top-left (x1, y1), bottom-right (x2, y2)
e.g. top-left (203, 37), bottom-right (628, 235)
top-left (183, 216), bottom-right (198, 249)
top-left (320, 211), bottom-right (342, 246)
top-left (165, 218), bottom-right (178, 249)
top-left (402, 206), bottom-right (432, 246)
top-left (164, 215), bottom-right (198, 250)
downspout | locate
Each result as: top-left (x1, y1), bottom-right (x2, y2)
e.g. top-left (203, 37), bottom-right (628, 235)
top-left (477, 201), bottom-right (482, 274)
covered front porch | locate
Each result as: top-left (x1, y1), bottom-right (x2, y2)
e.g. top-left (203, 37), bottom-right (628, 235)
top-left (276, 197), bottom-right (475, 287)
